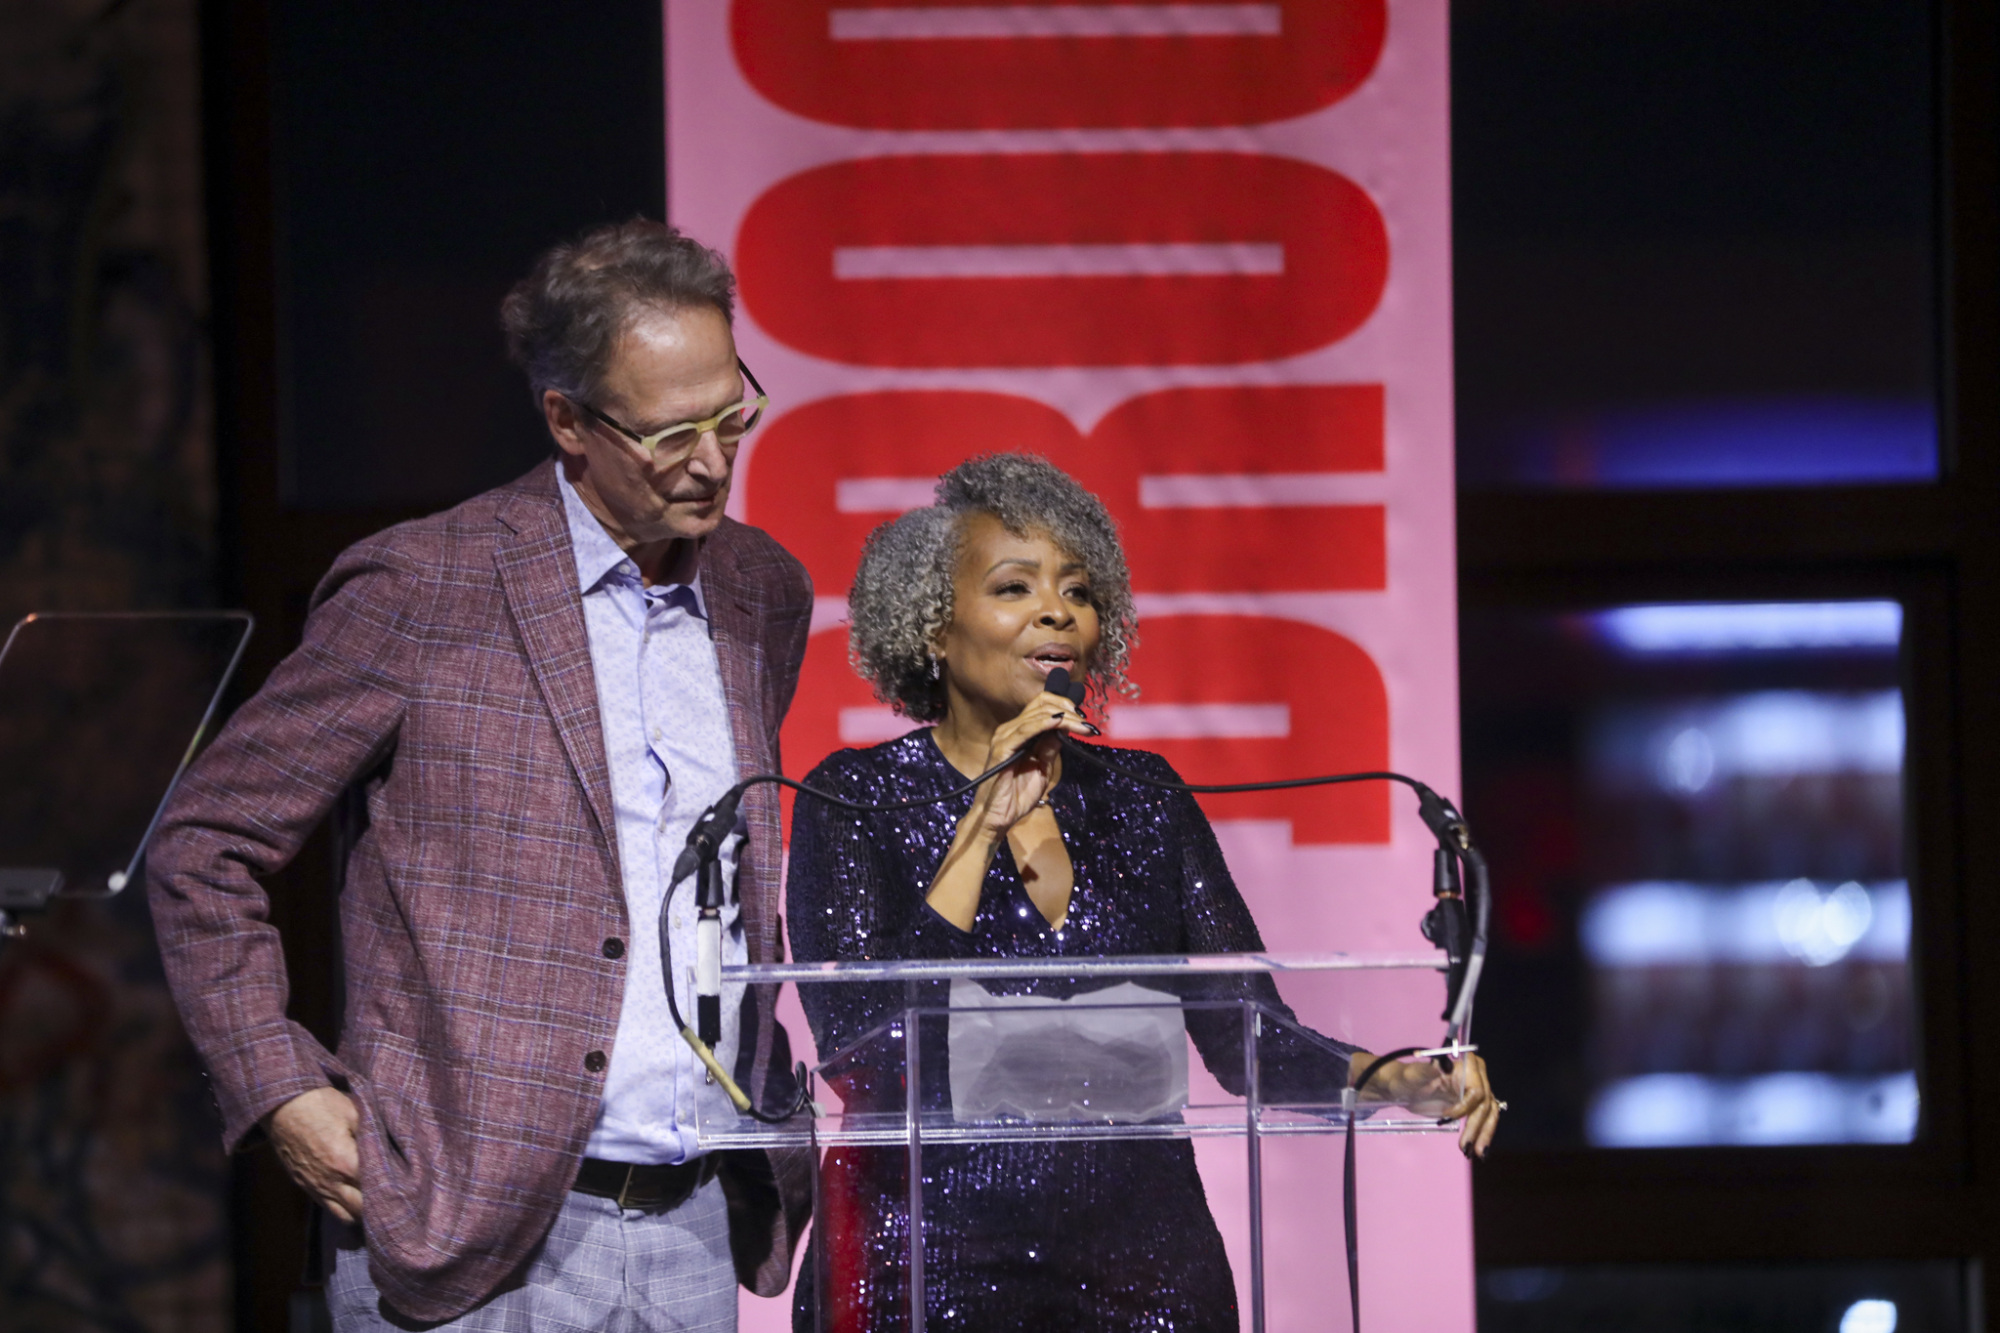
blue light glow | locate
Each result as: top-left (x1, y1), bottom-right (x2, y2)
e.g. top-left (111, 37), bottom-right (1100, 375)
top-left (1580, 881), bottom-right (1909, 967)
top-left (1841, 1299), bottom-right (1899, 1333)
top-left (1591, 690), bottom-right (1905, 789)
top-left (1588, 1071), bottom-right (1918, 1147)
top-left (1478, 398), bottom-right (1938, 490)
top-left (1594, 601), bottom-right (1902, 654)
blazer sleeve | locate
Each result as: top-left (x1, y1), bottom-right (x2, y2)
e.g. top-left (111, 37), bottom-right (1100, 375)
top-left (766, 556), bottom-right (813, 741)
top-left (146, 538), bottom-right (429, 1150)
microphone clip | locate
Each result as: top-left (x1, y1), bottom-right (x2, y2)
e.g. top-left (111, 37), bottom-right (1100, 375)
top-left (672, 785), bottom-right (747, 897)
top-left (1413, 783), bottom-right (1470, 852)
top-left (1411, 786), bottom-right (1478, 1030)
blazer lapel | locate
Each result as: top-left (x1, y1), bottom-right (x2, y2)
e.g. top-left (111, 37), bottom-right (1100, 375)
top-left (494, 478), bottom-right (619, 861)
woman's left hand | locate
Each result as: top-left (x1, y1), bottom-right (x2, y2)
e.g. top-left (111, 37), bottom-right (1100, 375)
top-left (1354, 1050), bottom-right (1501, 1159)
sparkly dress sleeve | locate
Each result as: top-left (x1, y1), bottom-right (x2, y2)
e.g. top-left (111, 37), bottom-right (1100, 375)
top-left (785, 747), bottom-right (969, 1080)
top-left (1149, 754), bottom-right (1357, 1102)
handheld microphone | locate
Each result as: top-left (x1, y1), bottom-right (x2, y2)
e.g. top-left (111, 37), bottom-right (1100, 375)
top-left (1043, 665), bottom-right (1088, 709)
top-left (657, 664), bottom-right (1488, 1126)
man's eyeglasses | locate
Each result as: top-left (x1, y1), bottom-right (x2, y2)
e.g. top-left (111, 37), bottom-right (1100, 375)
top-left (575, 358), bottom-right (768, 466)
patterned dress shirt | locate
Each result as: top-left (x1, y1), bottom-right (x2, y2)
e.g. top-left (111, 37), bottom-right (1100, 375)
top-left (558, 467), bottom-right (749, 1165)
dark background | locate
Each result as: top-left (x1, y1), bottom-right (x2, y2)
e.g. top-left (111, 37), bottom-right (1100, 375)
top-left (265, 5), bottom-right (664, 510)
top-left (204, 1), bottom-right (668, 1325)
top-left (1, 0), bottom-right (1993, 1327)
top-left (1453, 0), bottom-right (1938, 487)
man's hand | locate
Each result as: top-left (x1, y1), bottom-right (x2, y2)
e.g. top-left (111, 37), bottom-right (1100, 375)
top-left (267, 1086), bottom-right (364, 1222)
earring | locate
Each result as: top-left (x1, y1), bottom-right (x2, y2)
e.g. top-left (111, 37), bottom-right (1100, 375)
top-left (928, 656), bottom-right (942, 681)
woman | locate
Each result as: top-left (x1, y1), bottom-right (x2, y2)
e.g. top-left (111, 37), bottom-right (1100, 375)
top-left (787, 454), bottom-right (1497, 1332)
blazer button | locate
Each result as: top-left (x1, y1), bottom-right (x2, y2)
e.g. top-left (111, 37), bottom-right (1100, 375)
top-left (584, 1050), bottom-right (607, 1073)
top-left (602, 937), bottom-right (625, 959)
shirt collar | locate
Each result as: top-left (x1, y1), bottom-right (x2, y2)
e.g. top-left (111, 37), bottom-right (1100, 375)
top-left (556, 462), bottom-right (708, 616)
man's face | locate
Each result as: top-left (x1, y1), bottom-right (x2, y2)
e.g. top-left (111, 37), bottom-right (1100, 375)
top-left (546, 303), bottom-right (742, 549)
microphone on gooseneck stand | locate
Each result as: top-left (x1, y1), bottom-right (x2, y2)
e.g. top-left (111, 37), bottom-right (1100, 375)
top-left (659, 655), bottom-right (1489, 1155)
top-left (1043, 673), bottom-right (1486, 1043)
top-left (677, 790), bottom-right (745, 1051)
top-left (657, 723), bottom-right (1063, 1124)
top-left (1031, 659), bottom-right (1485, 1333)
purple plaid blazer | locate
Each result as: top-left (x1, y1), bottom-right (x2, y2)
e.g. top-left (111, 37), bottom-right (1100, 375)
top-left (147, 462), bottom-right (815, 1321)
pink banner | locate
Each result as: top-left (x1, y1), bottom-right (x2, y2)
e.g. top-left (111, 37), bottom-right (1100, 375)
top-left (666, 4), bottom-right (1471, 1327)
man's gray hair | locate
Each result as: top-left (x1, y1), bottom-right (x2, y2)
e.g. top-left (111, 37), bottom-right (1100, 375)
top-left (847, 453), bottom-right (1138, 723)
top-left (500, 219), bottom-right (735, 409)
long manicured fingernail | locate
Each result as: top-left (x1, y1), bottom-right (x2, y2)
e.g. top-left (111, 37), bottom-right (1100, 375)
top-left (1078, 721), bottom-right (1102, 736)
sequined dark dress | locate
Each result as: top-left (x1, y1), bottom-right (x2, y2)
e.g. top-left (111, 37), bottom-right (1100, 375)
top-left (786, 730), bottom-right (1355, 1333)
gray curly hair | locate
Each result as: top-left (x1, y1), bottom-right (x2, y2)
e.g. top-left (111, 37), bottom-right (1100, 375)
top-left (847, 453), bottom-right (1138, 723)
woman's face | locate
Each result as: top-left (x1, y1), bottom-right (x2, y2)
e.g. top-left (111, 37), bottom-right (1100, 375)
top-left (938, 512), bottom-right (1101, 722)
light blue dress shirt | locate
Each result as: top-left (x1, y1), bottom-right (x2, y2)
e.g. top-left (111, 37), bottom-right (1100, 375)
top-left (558, 467), bottom-right (748, 1165)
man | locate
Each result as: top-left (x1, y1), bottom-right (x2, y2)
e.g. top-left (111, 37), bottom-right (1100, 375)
top-left (147, 221), bottom-right (813, 1329)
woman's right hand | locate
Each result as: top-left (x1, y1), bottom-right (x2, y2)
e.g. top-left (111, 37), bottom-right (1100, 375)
top-left (963, 688), bottom-right (1094, 840)
top-left (925, 689), bottom-right (1093, 931)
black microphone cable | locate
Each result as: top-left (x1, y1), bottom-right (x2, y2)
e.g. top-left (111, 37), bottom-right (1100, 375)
top-left (657, 742), bottom-right (1058, 1123)
top-left (1051, 736), bottom-right (1490, 1046)
top-left (661, 669), bottom-right (1491, 1330)
top-left (1052, 719), bottom-right (1493, 1333)
top-left (661, 666), bottom-right (1489, 1129)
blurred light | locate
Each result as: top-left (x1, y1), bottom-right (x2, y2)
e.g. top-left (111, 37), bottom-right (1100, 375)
top-left (1841, 1299), bottom-right (1899, 1333)
top-left (1482, 399), bottom-right (1938, 490)
top-left (1581, 883), bottom-right (1708, 965)
top-left (1774, 878), bottom-right (1873, 967)
top-left (1588, 1072), bottom-right (1918, 1147)
top-left (1587, 1073), bottom-right (1714, 1146)
top-left (1594, 601), bottom-right (1902, 654)
top-left (1659, 726), bottom-right (1716, 793)
top-left (1729, 1072), bottom-right (1855, 1144)
top-left (1581, 881), bottom-right (1908, 967)
top-left (1482, 1269), bottom-right (1564, 1304)
top-left (1719, 691), bottom-right (1903, 775)
top-left (1592, 690), bottom-right (1905, 786)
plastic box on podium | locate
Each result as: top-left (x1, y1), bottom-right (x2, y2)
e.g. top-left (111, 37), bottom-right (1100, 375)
top-left (702, 953), bottom-right (1455, 1333)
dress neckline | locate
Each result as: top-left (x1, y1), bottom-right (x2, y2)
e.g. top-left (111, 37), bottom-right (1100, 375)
top-left (914, 724), bottom-right (1078, 805)
top-left (907, 725), bottom-right (1081, 938)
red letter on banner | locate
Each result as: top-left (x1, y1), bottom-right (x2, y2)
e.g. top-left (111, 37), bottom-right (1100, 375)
top-left (736, 154), bottom-right (1389, 367)
top-left (783, 616), bottom-right (1389, 845)
top-left (743, 386), bottom-right (1383, 594)
top-left (1072, 385), bottom-right (1383, 593)
top-left (1108, 614), bottom-right (1389, 843)
top-left (744, 392), bottom-right (1078, 594)
top-left (776, 626), bottom-right (888, 826)
top-left (731, 0), bottom-right (1386, 131)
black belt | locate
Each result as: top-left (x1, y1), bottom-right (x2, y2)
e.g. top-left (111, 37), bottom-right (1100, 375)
top-left (572, 1155), bottom-right (719, 1210)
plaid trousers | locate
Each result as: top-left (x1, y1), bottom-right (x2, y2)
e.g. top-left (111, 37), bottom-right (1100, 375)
top-left (327, 1180), bottom-right (737, 1332)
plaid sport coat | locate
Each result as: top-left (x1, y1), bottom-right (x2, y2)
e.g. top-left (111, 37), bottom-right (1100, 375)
top-left (147, 461), bottom-right (815, 1321)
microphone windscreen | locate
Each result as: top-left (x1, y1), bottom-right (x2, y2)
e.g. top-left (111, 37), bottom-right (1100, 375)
top-left (1044, 666), bottom-right (1088, 709)
top-left (670, 845), bottom-right (701, 887)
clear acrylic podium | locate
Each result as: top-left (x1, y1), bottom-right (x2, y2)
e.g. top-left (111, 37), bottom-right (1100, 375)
top-left (703, 952), bottom-right (1456, 1332)
top-left (0, 611), bottom-right (251, 931)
